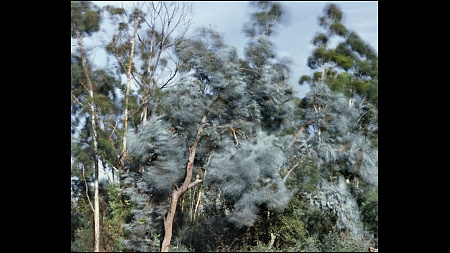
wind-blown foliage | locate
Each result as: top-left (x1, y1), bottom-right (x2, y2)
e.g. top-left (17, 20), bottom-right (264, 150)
top-left (71, 1), bottom-right (101, 37)
top-left (241, 1), bottom-right (296, 133)
top-left (295, 3), bottom-right (378, 246)
top-left (71, 1), bottom-right (377, 251)
top-left (124, 116), bottom-right (186, 195)
top-left (120, 23), bottom-right (298, 250)
top-left (207, 131), bottom-right (292, 227)
top-left (300, 82), bottom-right (377, 241)
top-left (120, 115), bottom-right (186, 251)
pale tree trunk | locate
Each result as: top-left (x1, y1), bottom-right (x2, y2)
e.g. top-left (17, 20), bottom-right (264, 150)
top-left (160, 113), bottom-right (207, 252)
top-left (76, 33), bottom-right (101, 252)
top-left (110, 2), bottom-right (193, 162)
top-left (193, 169), bottom-right (205, 222)
top-left (267, 232), bottom-right (276, 249)
top-left (118, 14), bottom-right (139, 169)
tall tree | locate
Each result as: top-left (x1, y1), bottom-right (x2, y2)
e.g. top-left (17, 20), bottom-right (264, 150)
top-left (72, 2), bottom-right (128, 251)
top-left (241, 1), bottom-right (296, 132)
top-left (104, 3), bottom-right (142, 170)
top-left (71, 1), bottom-right (103, 251)
top-left (121, 25), bottom-right (298, 251)
top-left (71, 1), bottom-right (378, 251)
top-left (303, 83), bottom-right (377, 237)
top-left (298, 3), bottom-right (378, 141)
top-left (295, 3), bottom-right (378, 246)
top-left (236, 2), bottom-right (306, 247)
top-left (121, 27), bottom-right (246, 251)
top-left (104, 1), bottom-right (193, 169)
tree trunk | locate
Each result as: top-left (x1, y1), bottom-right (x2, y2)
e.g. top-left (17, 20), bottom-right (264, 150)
top-left (267, 232), bottom-right (276, 249)
top-left (76, 34), bottom-right (101, 252)
top-left (161, 190), bottom-right (180, 252)
top-left (118, 14), bottom-right (139, 169)
top-left (160, 113), bottom-right (207, 252)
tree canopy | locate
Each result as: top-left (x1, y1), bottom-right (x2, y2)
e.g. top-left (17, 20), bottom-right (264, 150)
top-left (71, 2), bottom-right (378, 252)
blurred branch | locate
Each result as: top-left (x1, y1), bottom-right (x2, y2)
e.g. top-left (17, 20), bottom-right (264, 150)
top-left (82, 165), bottom-right (94, 212)
top-left (188, 178), bottom-right (203, 189)
top-left (290, 120), bottom-right (315, 146)
top-left (283, 157), bottom-right (305, 182)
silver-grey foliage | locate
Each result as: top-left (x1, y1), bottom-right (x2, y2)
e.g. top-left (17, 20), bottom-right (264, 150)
top-left (124, 115), bottom-right (186, 195)
top-left (243, 34), bottom-right (297, 132)
top-left (311, 176), bottom-right (363, 239)
top-left (162, 27), bottom-right (250, 132)
top-left (303, 80), bottom-right (377, 239)
top-left (346, 134), bottom-right (378, 187)
top-left (121, 115), bottom-right (187, 251)
top-left (207, 131), bottom-right (292, 227)
top-left (305, 83), bottom-right (377, 186)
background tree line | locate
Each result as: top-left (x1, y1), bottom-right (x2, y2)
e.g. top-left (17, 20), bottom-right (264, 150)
top-left (71, 1), bottom-right (378, 252)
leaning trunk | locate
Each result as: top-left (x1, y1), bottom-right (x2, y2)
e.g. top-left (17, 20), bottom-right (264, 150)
top-left (160, 113), bottom-right (207, 252)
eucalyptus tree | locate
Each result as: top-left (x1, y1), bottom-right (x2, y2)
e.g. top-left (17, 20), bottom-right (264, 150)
top-left (232, 2), bottom-right (313, 248)
top-left (71, 2), bottom-right (104, 251)
top-left (295, 3), bottom-right (378, 246)
top-left (298, 3), bottom-right (378, 142)
top-left (72, 1), bottom-right (130, 250)
top-left (241, 1), bottom-right (296, 133)
top-left (302, 83), bottom-right (377, 238)
top-left (103, 1), bottom-right (193, 168)
top-left (120, 25), bottom-right (300, 251)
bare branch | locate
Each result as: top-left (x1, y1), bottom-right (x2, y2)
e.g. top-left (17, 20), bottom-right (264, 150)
top-left (230, 127), bottom-right (239, 146)
top-left (283, 158), bottom-right (304, 182)
top-left (82, 165), bottom-right (94, 212)
top-left (188, 178), bottom-right (203, 189)
top-left (71, 93), bottom-right (85, 106)
top-left (290, 120), bottom-right (315, 146)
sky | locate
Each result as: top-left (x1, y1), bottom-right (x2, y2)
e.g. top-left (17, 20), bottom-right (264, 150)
top-left (89, 1), bottom-right (378, 98)
top-left (77, 1), bottom-right (377, 182)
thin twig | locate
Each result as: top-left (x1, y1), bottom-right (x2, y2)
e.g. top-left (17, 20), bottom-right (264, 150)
top-left (82, 165), bottom-right (94, 212)
top-left (283, 158), bottom-right (305, 182)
